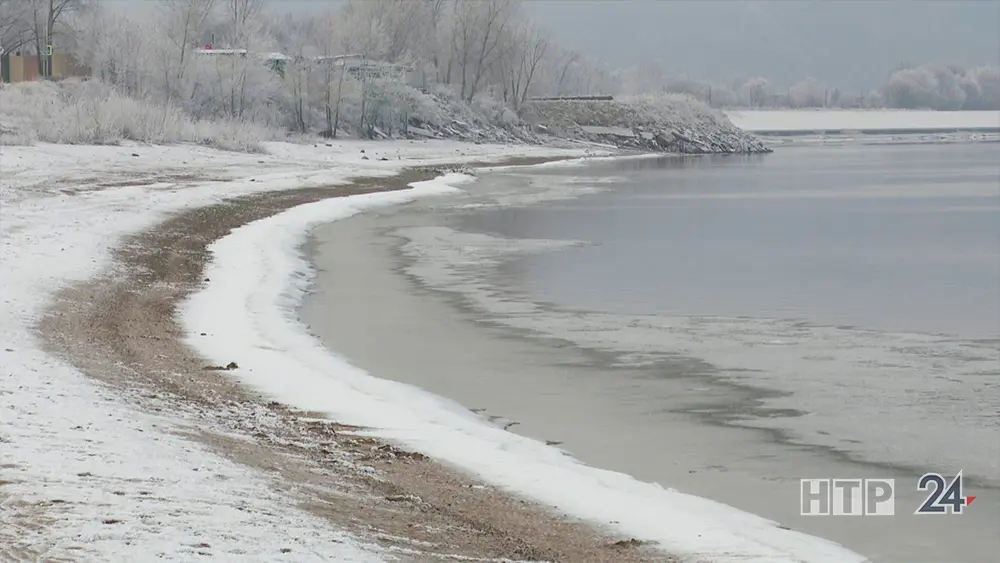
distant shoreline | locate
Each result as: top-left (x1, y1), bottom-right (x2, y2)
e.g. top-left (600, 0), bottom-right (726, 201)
top-left (726, 109), bottom-right (1000, 134)
top-left (739, 126), bottom-right (1000, 136)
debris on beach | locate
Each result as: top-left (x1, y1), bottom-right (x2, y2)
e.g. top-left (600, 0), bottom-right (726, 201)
top-left (202, 361), bottom-right (239, 371)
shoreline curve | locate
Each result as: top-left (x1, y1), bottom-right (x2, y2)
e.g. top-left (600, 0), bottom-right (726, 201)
top-left (178, 166), bottom-right (866, 563)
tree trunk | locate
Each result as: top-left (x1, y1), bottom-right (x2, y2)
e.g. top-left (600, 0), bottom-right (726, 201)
top-left (358, 58), bottom-right (369, 138)
top-left (333, 62), bottom-right (345, 138)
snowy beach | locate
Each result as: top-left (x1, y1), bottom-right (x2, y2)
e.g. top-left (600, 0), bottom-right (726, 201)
top-left (3, 140), bottom-right (663, 562)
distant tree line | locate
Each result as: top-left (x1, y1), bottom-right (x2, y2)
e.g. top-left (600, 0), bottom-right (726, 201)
top-left (615, 62), bottom-right (1000, 111)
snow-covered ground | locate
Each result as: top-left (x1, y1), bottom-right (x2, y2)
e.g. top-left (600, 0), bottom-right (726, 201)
top-left (177, 165), bottom-right (866, 561)
top-left (0, 140), bottom-right (588, 562)
top-left (726, 109), bottom-right (1000, 132)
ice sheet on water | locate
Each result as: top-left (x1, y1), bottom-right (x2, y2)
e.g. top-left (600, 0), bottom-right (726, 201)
top-left (445, 173), bottom-right (625, 210)
top-left (396, 224), bottom-right (1000, 484)
top-left (398, 225), bottom-right (587, 266)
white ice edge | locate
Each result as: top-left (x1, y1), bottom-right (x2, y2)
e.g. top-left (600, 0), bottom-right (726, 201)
top-left (179, 173), bottom-right (867, 563)
top-left (477, 151), bottom-right (665, 173)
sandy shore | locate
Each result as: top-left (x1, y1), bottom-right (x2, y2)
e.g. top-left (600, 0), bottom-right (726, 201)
top-left (35, 162), bottom-right (672, 562)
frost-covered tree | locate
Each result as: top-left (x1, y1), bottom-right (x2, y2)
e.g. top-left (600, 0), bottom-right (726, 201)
top-left (878, 63), bottom-right (999, 110)
top-left (305, 10), bottom-right (363, 138)
top-left (708, 85), bottom-right (737, 107)
top-left (156, 0), bottom-right (215, 103)
top-left (529, 44), bottom-right (608, 98)
top-left (581, 60), bottom-right (613, 96)
top-left (736, 76), bottom-right (771, 108)
top-left (1, 0), bottom-right (34, 55)
top-left (661, 78), bottom-right (710, 101)
top-left (194, 0), bottom-right (282, 122)
top-left (964, 66), bottom-right (1000, 110)
top-left (337, 0), bottom-right (389, 61)
top-left (424, 0), bottom-right (449, 83)
top-left (270, 13), bottom-right (315, 132)
top-left (71, 2), bottom-right (151, 97)
top-left (881, 65), bottom-right (961, 110)
top-left (788, 77), bottom-right (825, 108)
top-left (495, 16), bottom-right (547, 110)
top-left (450, 0), bottom-right (519, 101)
top-left (226, 0), bottom-right (262, 30)
top-left (24, 0), bottom-right (82, 76)
top-left (616, 61), bottom-right (667, 96)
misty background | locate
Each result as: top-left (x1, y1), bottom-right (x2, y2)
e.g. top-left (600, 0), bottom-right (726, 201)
top-left (526, 0), bottom-right (1000, 92)
top-left (111, 0), bottom-right (1000, 92)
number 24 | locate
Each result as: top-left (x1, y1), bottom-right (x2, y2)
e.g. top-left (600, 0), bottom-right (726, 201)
top-left (915, 472), bottom-right (966, 515)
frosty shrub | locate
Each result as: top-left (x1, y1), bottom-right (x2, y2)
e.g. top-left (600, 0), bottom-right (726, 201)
top-left (605, 93), bottom-right (730, 129)
top-left (0, 79), bottom-right (272, 152)
top-left (471, 93), bottom-right (521, 128)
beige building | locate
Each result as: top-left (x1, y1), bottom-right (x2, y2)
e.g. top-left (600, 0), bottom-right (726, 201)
top-left (1, 53), bottom-right (89, 83)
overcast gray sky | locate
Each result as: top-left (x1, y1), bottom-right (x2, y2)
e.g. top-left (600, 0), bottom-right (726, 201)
top-left (526, 0), bottom-right (1000, 91)
top-left (113, 0), bottom-right (1000, 91)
